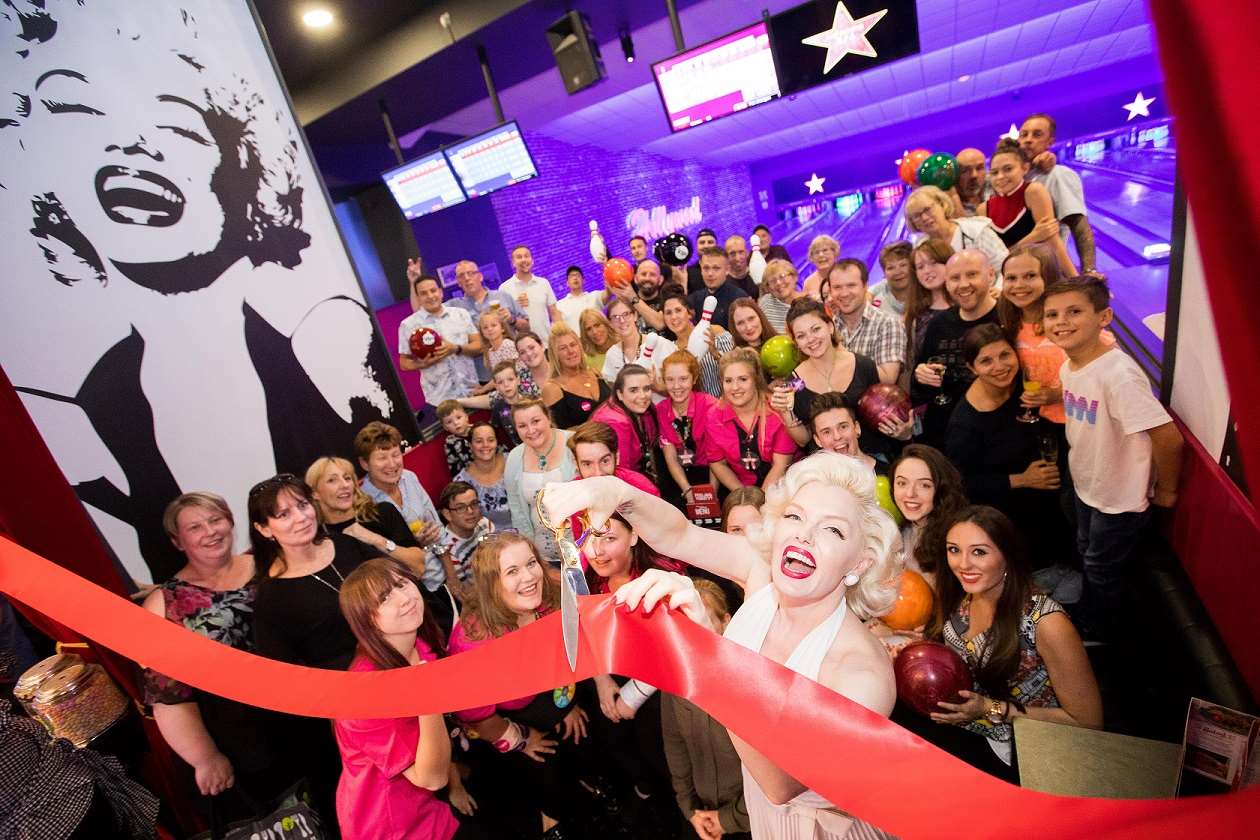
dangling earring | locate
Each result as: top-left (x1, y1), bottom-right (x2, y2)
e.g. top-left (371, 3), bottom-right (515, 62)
top-left (844, 573), bottom-right (859, 586)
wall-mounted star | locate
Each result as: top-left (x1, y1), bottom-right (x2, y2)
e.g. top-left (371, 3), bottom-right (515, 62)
top-left (1002, 123), bottom-right (1019, 141)
top-left (801, 1), bottom-right (888, 74)
top-left (1123, 91), bottom-right (1155, 121)
top-left (805, 172), bottom-right (827, 194)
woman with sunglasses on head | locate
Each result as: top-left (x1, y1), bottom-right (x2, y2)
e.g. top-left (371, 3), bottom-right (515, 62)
top-left (248, 472), bottom-right (385, 830)
top-left (334, 557), bottom-right (493, 840)
top-left (447, 533), bottom-right (605, 840)
top-left (541, 323), bottom-right (610, 429)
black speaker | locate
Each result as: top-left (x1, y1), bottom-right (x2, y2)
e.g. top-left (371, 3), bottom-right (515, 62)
top-left (545, 10), bottom-right (605, 95)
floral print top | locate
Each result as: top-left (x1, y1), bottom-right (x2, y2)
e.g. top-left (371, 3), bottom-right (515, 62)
top-left (142, 578), bottom-right (256, 705)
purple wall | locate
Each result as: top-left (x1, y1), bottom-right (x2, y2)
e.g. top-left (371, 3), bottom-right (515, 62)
top-left (489, 133), bottom-right (755, 295)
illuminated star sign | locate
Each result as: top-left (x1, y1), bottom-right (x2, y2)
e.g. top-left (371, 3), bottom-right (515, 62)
top-left (801, 1), bottom-right (889, 74)
top-left (1123, 91), bottom-right (1155, 121)
top-left (1003, 123), bottom-right (1020, 141)
top-left (805, 172), bottom-right (827, 194)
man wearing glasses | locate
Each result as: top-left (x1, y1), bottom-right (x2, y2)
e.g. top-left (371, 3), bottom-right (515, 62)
top-left (432, 481), bottom-right (495, 595)
top-left (447, 259), bottom-right (527, 380)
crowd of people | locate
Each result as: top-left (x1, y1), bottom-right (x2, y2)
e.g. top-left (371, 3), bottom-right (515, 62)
top-left (136, 112), bottom-right (1186, 840)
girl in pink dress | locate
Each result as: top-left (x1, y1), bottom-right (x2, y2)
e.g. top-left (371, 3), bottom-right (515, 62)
top-left (334, 557), bottom-right (470, 840)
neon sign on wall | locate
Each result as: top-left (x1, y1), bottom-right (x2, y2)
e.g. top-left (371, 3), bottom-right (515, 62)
top-left (625, 196), bottom-right (703, 240)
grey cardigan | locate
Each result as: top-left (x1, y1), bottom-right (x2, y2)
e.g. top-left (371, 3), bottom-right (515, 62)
top-left (504, 430), bottom-right (577, 547)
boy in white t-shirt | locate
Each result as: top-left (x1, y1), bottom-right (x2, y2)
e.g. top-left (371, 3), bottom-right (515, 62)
top-left (1043, 277), bottom-right (1183, 642)
top-left (555, 265), bottom-right (609, 332)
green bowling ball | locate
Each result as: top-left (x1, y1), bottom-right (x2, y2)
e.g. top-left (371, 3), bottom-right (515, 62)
top-left (875, 475), bottom-right (904, 526)
top-left (760, 335), bottom-right (801, 379)
top-left (916, 153), bottom-right (959, 191)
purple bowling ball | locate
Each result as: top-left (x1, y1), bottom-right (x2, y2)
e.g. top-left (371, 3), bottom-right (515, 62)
top-left (894, 641), bottom-right (972, 716)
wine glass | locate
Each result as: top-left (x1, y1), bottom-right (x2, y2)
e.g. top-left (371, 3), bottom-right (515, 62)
top-left (1018, 366), bottom-right (1042, 424)
top-left (928, 355), bottom-right (952, 406)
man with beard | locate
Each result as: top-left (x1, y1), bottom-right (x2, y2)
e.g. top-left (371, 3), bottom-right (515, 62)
top-left (613, 258), bottom-right (671, 334)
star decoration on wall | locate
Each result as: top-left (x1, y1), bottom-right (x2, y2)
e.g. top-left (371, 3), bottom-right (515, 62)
top-left (801, 1), bottom-right (888, 74)
top-left (1002, 123), bottom-right (1020, 141)
top-left (1123, 91), bottom-right (1155, 121)
top-left (805, 173), bottom-right (827, 194)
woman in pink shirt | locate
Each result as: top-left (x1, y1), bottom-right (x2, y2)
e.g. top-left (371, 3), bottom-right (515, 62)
top-left (334, 557), bottom-right (469, 840)
top-left (590, 364), bottom-right (660, 484)
top-left (703, 347), bottom-right (798, 492)
top-left (446, 534), bottom-right (598, 839)
top-left (656, 350), bottom-right (719, 504)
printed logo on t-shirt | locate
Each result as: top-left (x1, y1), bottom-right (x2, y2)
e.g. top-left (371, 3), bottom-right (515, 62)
top-left (553, 684), bottom-right (576, 708)
top-left (1063, 389), bottom-right (1099, 425)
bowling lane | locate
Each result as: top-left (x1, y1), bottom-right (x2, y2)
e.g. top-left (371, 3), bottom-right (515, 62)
top-left (1078, 168), bottom-right (1175, 243)
top-left (836, 198), bottom-right (901, 269)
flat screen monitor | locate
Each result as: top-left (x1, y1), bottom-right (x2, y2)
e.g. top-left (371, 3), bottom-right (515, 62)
top-left (381, 150), bottom-right (466, 219)
top-left (770, 0), bottom-right (920, 96)
top-left (652, 21), bottom-right (781, 133)
top-left (444, 121), bottom-right (539, 199)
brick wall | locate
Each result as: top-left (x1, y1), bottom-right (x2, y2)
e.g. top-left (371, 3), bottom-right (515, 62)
top-left (490, 132), bottom-right (755, 295)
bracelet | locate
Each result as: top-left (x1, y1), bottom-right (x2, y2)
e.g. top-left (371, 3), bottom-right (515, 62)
top-left (492, 720), bottom-right (527, 753)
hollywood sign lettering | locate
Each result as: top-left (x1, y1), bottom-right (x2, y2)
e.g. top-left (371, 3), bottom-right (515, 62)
top-left (625, 196), bottom-right (702, 240)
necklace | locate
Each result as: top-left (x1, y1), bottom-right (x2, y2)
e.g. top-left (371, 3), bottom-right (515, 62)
top-left (811, 352), bottom-right (837, 391)
top-left (534, 430), bottom-right (559, 470)
top-left (308, 561), bottom-right (345, 595)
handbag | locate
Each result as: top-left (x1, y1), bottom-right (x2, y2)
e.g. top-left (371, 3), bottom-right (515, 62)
top-left (191, 779), bottom-right (326, 840)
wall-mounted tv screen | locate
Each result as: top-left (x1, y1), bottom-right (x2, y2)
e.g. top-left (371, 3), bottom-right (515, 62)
top-left (381, 150), bottom-right (467, 219)
top-left (652, 21), bottom-right (781, 133)
top-left (444, 121), bottom-right (539, 199)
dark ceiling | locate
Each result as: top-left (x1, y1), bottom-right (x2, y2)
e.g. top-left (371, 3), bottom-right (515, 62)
top-left (254, 0), bottom-right (705, 195)
top-left (254, 1), bottom-right (442, 93)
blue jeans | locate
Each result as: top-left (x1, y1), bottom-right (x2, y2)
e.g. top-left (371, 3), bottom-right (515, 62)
top-left (1074, 495), bottom-right (1151, 641)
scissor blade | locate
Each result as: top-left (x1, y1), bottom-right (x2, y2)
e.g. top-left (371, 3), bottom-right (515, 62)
top-left (560, 566), bottom-right (582, 671)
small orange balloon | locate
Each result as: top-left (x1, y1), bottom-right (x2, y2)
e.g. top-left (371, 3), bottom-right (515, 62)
top-left (883, 570), bottom-right (933, 631)
top-left (899, 148), bottom-right (931, 185)
top-left (603, 257), bottom-right (634, 289)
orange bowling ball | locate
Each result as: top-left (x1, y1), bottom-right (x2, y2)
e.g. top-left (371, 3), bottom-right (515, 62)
top-left (882, 570), bottom-right (934, 631)
top-left (603, 257), bottom-right (634, 289)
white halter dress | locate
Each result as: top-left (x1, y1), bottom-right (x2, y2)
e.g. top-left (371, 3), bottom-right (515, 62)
top-left (723, 583), bottom-right (896, 840)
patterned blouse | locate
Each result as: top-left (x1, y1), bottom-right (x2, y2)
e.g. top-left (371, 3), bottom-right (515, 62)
top-left (516, 363), bottom-right (542, 399)
top-left (142, 579), bottom-right (255, 705)
top-left (942, 592), bottom-right (1064, 744)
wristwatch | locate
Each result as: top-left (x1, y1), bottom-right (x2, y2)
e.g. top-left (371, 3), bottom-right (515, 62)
top-left (383, 539), bottom-right (397, 554)
top-left (985, 698), bottom-right (1006, 724)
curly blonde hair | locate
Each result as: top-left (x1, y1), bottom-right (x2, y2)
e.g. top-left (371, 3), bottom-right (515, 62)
top-left (746, 452), bottom-right (901, 619)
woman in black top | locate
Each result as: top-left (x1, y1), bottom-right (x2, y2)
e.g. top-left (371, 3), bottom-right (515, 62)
top-left (306, 456), bottom-right (422, 563)
top-left (944, 325), bottom-right (1067, 569)
top-left (541, 324), bottom-right (611, 428)
top-left (769, 297), bottom-right (883, 453)
top-left (248, 472), bottom-right (383, 830)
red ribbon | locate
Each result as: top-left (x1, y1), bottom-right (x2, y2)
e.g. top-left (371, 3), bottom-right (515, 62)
top-left (1, 537), bottom-right (1256, 837)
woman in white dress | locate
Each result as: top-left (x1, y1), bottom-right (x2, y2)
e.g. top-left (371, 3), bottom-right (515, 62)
top-left (542, 452), bottom-right (902, 839)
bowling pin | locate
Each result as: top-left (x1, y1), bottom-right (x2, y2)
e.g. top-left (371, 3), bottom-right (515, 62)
top-left (640, 332), bottom-right (659, 370)
top-left (589, 220), bottom-right (608, 263)
top-left (687, 296), bottom-right (718, 361)
top-left (748, 234), bottom-right (767, 285)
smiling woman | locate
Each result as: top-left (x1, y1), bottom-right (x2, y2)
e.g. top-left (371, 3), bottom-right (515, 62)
top-left (540, 451), bottom-right (902, 838)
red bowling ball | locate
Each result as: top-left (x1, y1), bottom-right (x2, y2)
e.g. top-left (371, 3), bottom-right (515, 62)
top-left (894, 641), bottom-right (972, 716)
top-left (408, 326), bottom-right (443, 359)
top-left (603, 257), bottom-right (635, 289)
top-left (857, 383), bottom-right (911, 430)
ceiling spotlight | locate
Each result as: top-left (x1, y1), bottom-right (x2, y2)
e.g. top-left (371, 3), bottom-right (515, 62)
top-left (957, 74), bottom-right (971, 82)
top-left (620, 30), bottom-right (635, 63)
top-left (302, 8), bottom-right (334, 28)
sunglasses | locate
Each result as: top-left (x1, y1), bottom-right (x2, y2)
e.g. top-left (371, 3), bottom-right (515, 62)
top-left (248, 473), bottom-right (301, 499)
